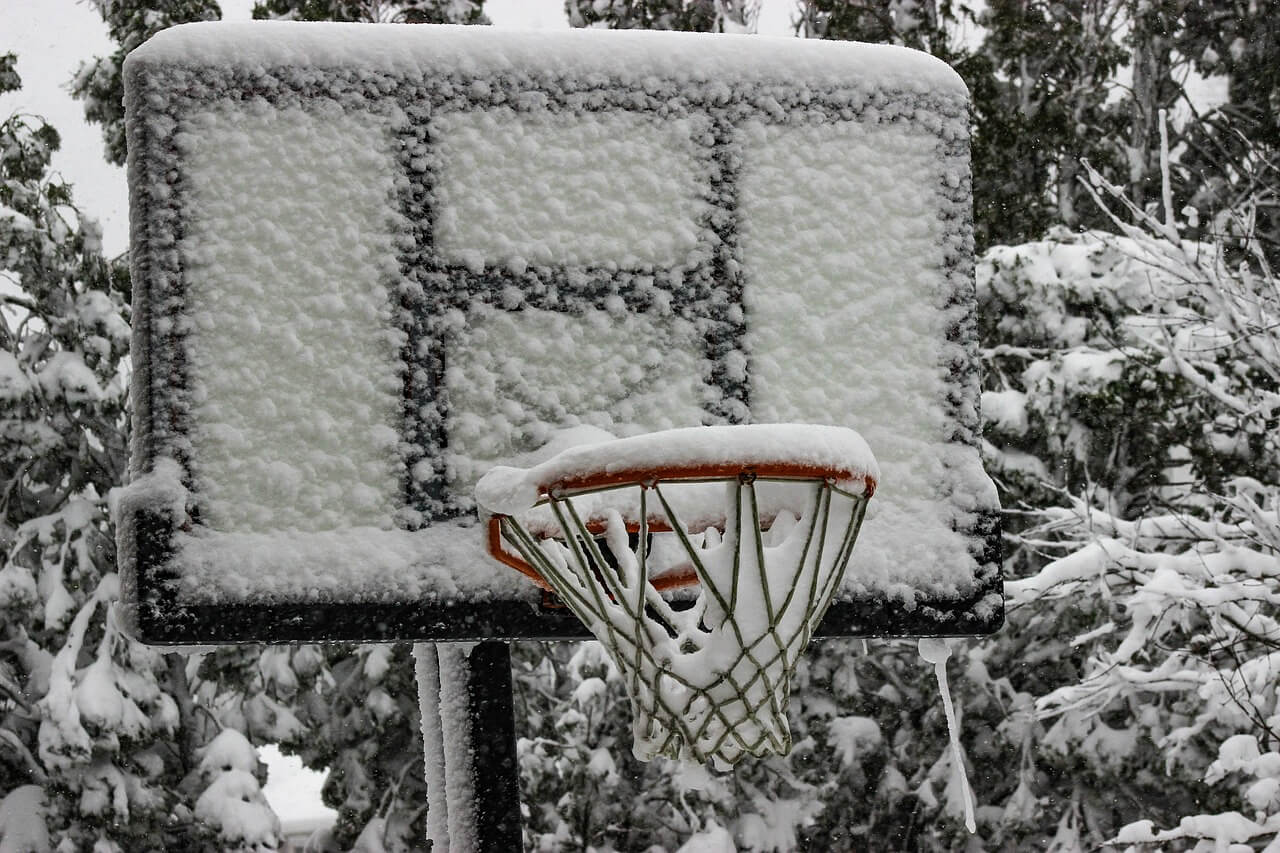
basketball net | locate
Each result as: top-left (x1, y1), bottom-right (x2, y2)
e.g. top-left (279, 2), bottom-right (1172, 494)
top-left (479, 425), bottom-right (876, 769)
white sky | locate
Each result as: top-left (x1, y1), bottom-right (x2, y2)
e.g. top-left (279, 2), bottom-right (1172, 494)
top-left (259, 743), bottom-right (336, 830)
top-left (2, 0), bottom-right (129, 253)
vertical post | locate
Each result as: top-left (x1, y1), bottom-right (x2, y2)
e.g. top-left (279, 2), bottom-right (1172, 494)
top-left (416, 641), bottom-right (523, 852)
top-left (464, 642), bottom-right (523, 850)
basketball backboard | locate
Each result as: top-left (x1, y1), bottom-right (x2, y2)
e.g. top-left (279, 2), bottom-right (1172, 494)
top-left (117, 22), bottom-right (1001, 644)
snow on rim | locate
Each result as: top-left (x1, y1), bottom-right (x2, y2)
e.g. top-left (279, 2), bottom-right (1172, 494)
top-left (476, 423), bottom-right (879, 516)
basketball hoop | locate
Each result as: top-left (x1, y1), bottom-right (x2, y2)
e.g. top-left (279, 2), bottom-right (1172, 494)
top-left (477, 424), bottom-right (877, 768)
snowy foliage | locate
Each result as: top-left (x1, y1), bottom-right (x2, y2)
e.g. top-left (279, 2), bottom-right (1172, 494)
top-left (193, 730), bottom-right (281, 851)
top-left (1, 53), bottom-right (165, 849)
top-left (72, 0), bottom-right (222, 166)
top-left (996, 147), bottom-right (1280, 850)
top-left (0, 785), bottom-right (50, 853)
top-left (252, 0), bottom-right (489, 24)
top-left (563, 0), bottom-right (760, 33)
top-left (263, 643), bottom-right (428, 850)
top-left (512, 636), bottom-right (988, 850)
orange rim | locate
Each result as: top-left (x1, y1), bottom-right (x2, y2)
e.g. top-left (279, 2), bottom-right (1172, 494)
top-left (543, 460), bottom-right (875, 500)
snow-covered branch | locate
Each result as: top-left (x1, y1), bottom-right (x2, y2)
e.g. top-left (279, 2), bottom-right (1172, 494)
top-left (996, 114), bottom-right (1280, 848)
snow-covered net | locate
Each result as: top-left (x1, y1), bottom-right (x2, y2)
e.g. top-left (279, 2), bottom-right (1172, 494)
top-left (478, 424), bottom-right (877, 767)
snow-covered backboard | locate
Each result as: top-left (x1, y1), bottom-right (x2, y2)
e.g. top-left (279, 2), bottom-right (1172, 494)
top-left (117, 22), bottom-right (1002, 644)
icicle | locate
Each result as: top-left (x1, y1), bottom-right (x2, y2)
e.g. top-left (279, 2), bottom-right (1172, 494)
top-left (919, 638), bottom-right (976, 833)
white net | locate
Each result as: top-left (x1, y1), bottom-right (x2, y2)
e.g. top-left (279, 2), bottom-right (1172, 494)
top-left (494, 473), bottom-right (870, 769)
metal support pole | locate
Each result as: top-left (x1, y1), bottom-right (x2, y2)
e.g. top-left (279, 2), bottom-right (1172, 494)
top-left (461, 641), bottom-right (523, 850)
top-left (417, 641), bottom-right (523, 852)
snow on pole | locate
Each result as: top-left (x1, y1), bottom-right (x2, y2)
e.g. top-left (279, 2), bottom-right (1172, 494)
top-left (414, 643), bottom-right (450, 851)
top-left (435, 644), bottom-right (479, 852)
top-left (424, 642), bottom-right (523, 852)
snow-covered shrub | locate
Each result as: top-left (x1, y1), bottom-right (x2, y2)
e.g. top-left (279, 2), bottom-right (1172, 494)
top-left (991, 134), bottom-right (1280, 849)
top-left (193, 729), bottom-right (281, 851)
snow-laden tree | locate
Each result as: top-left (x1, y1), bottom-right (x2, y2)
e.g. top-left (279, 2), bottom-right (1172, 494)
top-left (72, 0), bottom-right (221, 167)
top-left (990, 143), bottom-right (1280, 850)
top-left (563, 0), bottom-right (717, 31)
top-left (1174, 0), bottom-right (1280, 267)
top-left (563, 0), bottom-right (764, 32)
top-left (264, 643), bottom-right (429, 851)
top-left (252, 0), bottom-right (488, 24)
